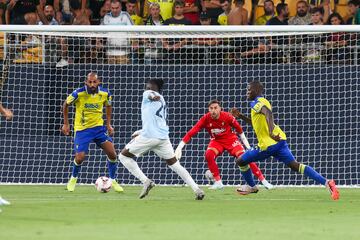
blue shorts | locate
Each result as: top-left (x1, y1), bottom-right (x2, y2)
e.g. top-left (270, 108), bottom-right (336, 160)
top-left (241, 141), bottom-right (295, 165)
top-left (74, 126), bottom-right (112, 153)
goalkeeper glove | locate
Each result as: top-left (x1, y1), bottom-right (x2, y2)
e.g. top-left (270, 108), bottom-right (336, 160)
top-left (175, 141), bottom-right (186, 160)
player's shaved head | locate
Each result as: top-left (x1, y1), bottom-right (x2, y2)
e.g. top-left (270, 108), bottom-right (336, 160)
top-left (247, 81), bottom-right (264, 100)
top-left (87, 72), bottom-right (99, 80)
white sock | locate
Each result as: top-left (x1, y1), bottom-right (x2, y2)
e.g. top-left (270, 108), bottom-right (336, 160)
top-left (169, 161), bottom-right (199, 192)
top-left (118, 153), bottom-right (148, 184)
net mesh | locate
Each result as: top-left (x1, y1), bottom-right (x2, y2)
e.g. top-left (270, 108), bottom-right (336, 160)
top-left (0, 28), bottom-right (359, 186)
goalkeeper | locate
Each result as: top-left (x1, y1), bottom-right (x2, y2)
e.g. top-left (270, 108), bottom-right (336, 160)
top-left (61, 72), bottom-right (123, 193)
top-left (231, 81), bottom-right (339, 200)
top-left (175, 99), bottom-right (273, 190)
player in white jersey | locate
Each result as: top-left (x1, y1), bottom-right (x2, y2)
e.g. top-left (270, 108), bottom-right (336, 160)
top-left (118, 79), bottom-right (205, 200)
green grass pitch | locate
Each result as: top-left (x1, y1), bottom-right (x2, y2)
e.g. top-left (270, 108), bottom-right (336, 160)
top-left (0, 185), bottom-right (359, 240)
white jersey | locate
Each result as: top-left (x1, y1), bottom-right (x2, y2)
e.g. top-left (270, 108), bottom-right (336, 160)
top-left (140, 90), bottom-right (169, 139)
top-left (101, 12), bottom-right (134, 25)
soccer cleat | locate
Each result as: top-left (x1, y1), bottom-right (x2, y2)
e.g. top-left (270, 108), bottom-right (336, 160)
top-left (0, 197), bottom-right (10, 206)
top-left (326, 179), bottom-right (340, 200)
top-left (208, 181), bottom-right (224, 190)
top-left (66, 176), bottom-right (77, 192)
top-left (236, 185), bottom-right (259, 195)
top-left (261, 179), bottom-right (274, 190)
top-left (112, 180), bottom-right (124, 193)
top-left (139, 179), bottom-right (155, 199)
top-left (195, 189), bottom-right (205, 200)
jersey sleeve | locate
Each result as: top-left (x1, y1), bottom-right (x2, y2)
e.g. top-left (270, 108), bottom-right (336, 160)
top-left (66, 90), bottom-right (79, 105)
top-left (105, 90), bottom-right (112, 106)
top-left (182, 115), bottom-right (206, 143)
top-left (227, 112), bottom-right (243, 134)
top-left (143, 90), bottom-right (157, 102)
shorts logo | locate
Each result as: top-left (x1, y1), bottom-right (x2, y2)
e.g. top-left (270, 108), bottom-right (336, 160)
top-left (232, 140), bottom-right (241, 147)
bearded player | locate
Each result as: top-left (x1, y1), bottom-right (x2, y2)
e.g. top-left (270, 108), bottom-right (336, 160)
top-left (175, 99), bottom-right (273, 190)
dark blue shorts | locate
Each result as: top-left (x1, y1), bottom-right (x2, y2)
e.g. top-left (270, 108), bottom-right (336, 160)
top-left (74, 126), bottom-right (112, 153)
top-left (241, 141), bottom-right (295, 165)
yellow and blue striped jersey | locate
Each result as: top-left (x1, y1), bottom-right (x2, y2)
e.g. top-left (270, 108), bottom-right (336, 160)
top-left (66, 86), bottom-right (112, 132)
top-left (250, 96), bottom-right (286, 150)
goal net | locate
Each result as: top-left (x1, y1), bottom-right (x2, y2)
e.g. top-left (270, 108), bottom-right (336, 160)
top-left (0, 25), bottom-right (359, 186)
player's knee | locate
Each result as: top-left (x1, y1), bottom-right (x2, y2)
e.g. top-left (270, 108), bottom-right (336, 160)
top-left (287, 161), bottom-right (299, 172)
top-left (120, 148), bottom-right (134, 158)
top-left (166, 157), bottom-right (177, 166)
top-left (236, 157), bottom-right (246, 166)
top-left (75, 154), bottom-right (85, 165)
top-left (107, 152), bottom-right (117, 161)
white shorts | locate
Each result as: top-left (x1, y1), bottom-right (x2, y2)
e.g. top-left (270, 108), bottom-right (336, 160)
top-left (125, 135), bottom-right (175, 160)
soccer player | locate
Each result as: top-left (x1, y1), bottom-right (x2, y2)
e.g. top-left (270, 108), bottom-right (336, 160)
top-left (0, 103), bottom-right (13, 206)
top-left (61, 72), bottom-right (123, 193)
top-left (118, 79), bottom-right (205, 200)
top-left (231, 81), bottom-right (339, 200)
top-left (175, 100), bottom-right (273, 190)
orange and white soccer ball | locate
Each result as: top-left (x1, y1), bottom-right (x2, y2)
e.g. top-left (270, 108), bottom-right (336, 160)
top-left (95, 176), bottom-right (112, 193)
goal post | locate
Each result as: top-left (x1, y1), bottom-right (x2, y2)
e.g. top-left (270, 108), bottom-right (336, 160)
top-left (0, 25), bottom-right (359, 186)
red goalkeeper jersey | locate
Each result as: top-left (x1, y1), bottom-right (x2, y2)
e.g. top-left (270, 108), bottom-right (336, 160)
top-left (182, 111), bottom-right (244, 143)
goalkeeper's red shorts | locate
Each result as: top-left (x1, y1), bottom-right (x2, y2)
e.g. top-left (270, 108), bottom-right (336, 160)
top-left (207, 137), bottom-right (245, 157)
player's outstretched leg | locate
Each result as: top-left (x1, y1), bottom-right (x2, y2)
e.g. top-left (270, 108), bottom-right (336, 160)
top-left (289, 161), bottom-right (339, 200)
top-left (167, 158), bottom-right (205, 200)
top-left (119, 150), bottom-right (155, 199)
top-left (249, 162), bottom-right (274, 190)
top-left (236, 164), bottom-right (259, 195)
top-left (205, 149), bottom-right (224, 190)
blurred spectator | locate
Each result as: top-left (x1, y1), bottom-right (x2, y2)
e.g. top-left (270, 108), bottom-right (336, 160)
top-left (127, 0), bottom-right (143, 24)
top-left (309, 6), bottom-right (324, 25)
top-left (325, 12), bottom-right (353, 63)
top-left (217, 0), bottom-right (230, 25)
top-left (162, 0), bottom-right (190, 64)
top-left (70, 0), bottom-right (91, 24)
top-left (143, 2), bottom-right (163, 64)
top-left (183, 0), bottom-right (201, 24)
top-left (228, 0), bottom-right (248, 25)
top-left (236, 38), bottom-right (272, 64)
top-left (193, 11), bottom-right (221, 63)
top-left (0, 0), bottom-right (7, 24)
top-left (6, 0), bottom-right (41, 24)
top-left (135, 0), bottom-right (149, 22)
top-left (144, 2), bottom-right (164, 24)
top-left (89, 0), bottom-right (110, 24)
top-left (289, 0), bottom-right (311, 25)
top-left (267, 2), bottom-right (288, 25)
top-left (101, 0), bottom-right (134, 64)
top-left (148, 0), bottom-right (174, 21)
top-left (163, 0), bottom-right (192, 25)
top-left (255, 0), bottom-right (275, 25)
top-left (347, 0), bottom-right (359, 24)
top-left (39, 5), bottom-right (59, 24)
top-left (203, 0), bottom-right (222, 25)
top-left (307, 0), bottom-right (330, 23)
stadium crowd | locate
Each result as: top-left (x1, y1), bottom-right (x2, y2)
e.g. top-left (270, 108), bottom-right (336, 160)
top-left (1, 0), bottom-right (359, 65)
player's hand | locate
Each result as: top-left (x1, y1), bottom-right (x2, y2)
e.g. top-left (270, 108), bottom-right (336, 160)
top-left (107, 125), bottom-right (114, 136)
top-left (152, 95), bottom-right (161, 101)
top-left (175, 141), bottom-right (186, 160)
top-left (270, 133), bottom-right (282, 142)
top-left (230, 107), bottom-right (241, 118)
top-left (2, 108), bottom-right (13, 120)
top-left (61, 124), bottom-right (70, 135)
